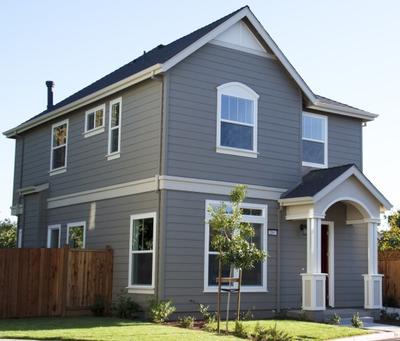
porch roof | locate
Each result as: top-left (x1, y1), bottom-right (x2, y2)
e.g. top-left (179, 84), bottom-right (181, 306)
top-left (280, 164), bottom-right (392, 213)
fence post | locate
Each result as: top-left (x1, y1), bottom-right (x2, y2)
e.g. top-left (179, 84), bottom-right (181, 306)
top-left (61, 245), bottom-right (69, 316)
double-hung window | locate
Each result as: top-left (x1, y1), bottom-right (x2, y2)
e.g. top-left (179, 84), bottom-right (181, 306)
top-left (129, 212), bottom-right (156, 293)
top-left (204, 200), bottom-right (268, 292)
top-left (50, 119), bottom-right (68, 174)
top-left (302, 112), bottom-right (328, 168)
top-left (216, 82), bottom-right (259, 158)
top-left (84, 104), bottom-right (105, 137)
top-left (67, 222), bottom-right (86, 249)
top-left (107, 97), bottom-right (122, 160)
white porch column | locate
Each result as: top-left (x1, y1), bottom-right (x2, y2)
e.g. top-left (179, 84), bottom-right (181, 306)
top-left (363, 222), bottom-right (383, 309)
top-left (301, 217), bottom-right (326, 311)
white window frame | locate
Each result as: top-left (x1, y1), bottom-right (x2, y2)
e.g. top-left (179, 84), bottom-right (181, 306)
top-left (107, 97), bottom-right (122, 160)
top-left (84, 104), bottom-right (106, 137)
top-left (128, 212), bottom-right (157, 294)
top-left (216, 82), bottom-right (259, 158)
top-left (204, 200), bottom-right (268, 293)
top-left (66, 221), bottom-right (86, 248)
top-left (47, 224), bottom-right (61, 248)
top-left (49, 119), bottom-right (69, 175)
top-left (302, 112), bottom-right (328, 168)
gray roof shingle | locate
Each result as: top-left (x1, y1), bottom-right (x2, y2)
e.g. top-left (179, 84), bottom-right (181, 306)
top-left (281, 164), bottom-right (355, 199)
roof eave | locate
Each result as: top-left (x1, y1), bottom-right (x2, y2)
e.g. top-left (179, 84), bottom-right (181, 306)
top-left (306, 101), bottom-right (378, 122)
top-left (3, 64), bottom-right (164, 138)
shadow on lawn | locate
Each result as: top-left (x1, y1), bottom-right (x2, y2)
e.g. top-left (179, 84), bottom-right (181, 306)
top-left (0, 317), bottom-right (150, 332)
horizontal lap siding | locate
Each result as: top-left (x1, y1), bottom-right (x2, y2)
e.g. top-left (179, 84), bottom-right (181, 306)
top-left (163, 190), bottom-right (279, 313)
top-left (46, 192), bottom-right (158, 306)
top-left (326, 203), bottom-right (367, 307)
top-left (166, 43), bottom-right (302, 189)
top-left (15, 79), bottom-right (161, 199)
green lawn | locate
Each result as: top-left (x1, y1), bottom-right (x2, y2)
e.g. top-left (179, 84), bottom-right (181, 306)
top-left (216, 320), bottom-right (370, 341)
top-left (0, 317), bottom-right (370, 341)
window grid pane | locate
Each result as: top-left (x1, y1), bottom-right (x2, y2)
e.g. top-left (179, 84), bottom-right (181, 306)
top-left (68, 226), bottom-right (84, 249)
top-left (221, 95), bottom-right (254, 125)
top-left (302, 115), bottom-right (325, 141)
top-left (132, 218), bottom-right (154, 251)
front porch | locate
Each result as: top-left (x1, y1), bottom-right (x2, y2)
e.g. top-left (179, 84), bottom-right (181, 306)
top-left (280, 164), bottom-right (392, 314)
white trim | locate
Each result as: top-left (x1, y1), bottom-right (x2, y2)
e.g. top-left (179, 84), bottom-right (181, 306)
top-left (128, 212), bottom-right (157, 291)
top-left (127, 287), bottom-right (155, 294)
top-left (47, 224), bottom-right (61, 248)
top-left (50, 119), bottom-right (69, 174)
top-left (107, 97), bottom-right (122, 158)
top-left (216, 82), bottom-right (259, 157)
top-left (322, 220), bottom-right (335, 308)
top-left (47, 177), bottom-right (157, 209)
top-left (84, 104), bottom-right (106, 136)
top-left (204, 200), bottom-right (268, 293)
top-left (18, 183), bottom-right (49, 195)
top-left (4, 64), bottom-right (162, 138)
top-left (66, 221), bottom-right (86, 248)
top-left (159, 175), bottom-right (286, 200)
top-left (47, 175), bottom-right (286, 209)
top-left (307, 101), bottom-right (378, 121)
top-left (302, 112), bottom-right (328, 168)
top-left (210, 40), bottom-right (275, 58)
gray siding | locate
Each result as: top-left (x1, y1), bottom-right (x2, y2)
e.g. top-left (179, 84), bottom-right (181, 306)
top-left (326, 203), bottom-right (367, 307)
top-left (165, 43), bottom-right (303, 190)
top-left (22, 191), bottom-right (48, 247)
top-left (46, 192), bottom-right (159, 307)
top-left (162, 190), bottom-right (278, 314)
top-left (16, 79), bottom-right (162, 198)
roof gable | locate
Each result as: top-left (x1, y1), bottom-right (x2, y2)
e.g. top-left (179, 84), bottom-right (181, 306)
top-left (4, 6), bottom-right (378, 138)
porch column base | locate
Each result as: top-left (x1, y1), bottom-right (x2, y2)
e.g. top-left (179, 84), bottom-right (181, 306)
top-left (363, 274), bottom-right (383, 309)
top-left (301, 273), bottom-right (327, 311)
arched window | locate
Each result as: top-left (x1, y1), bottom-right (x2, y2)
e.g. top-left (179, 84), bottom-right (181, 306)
top-left (216, 82), bottom-right (259, 158)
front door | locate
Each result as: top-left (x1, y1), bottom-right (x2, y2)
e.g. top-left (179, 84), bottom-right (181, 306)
top-left (321, 224), bottom-right (329, 306)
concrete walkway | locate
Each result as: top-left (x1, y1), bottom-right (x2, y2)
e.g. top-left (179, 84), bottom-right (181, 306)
top-left (331, 322), bottom-right (400, 341)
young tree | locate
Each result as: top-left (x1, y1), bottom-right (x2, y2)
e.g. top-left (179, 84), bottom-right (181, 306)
top-left (0, 219), bottom-right (17, 248)
top-left (207, 184), bottom-right (266, 331)
top-left (379, 210), bottom-right (400, 251)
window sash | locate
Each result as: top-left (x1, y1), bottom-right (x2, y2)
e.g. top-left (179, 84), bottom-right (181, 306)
top-left (302, 113), bottom-right (327, 166)
top-left (108, 98), bottom-right (122, 155)
top-left (205, 201), bottom-right (267, 291)
top-left (67, 222), bottom-right (86, 249)
top-left (129, 213), bottom-right (156, 289)
top-left (50, 120), bottom-right (68, 171)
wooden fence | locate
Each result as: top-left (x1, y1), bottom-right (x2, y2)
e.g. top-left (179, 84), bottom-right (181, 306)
top-left (0, 246), bottom-right (113, 318)
top-left (379, 251), bottom-right (400, 305)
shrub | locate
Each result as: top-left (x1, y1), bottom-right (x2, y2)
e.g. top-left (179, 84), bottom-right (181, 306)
top-left (149, 300), bottom-right (176, 323)
top-left (240, 309), bottom-right (254, 321)
top-left (329, 313), bottom-right (341, 325)
top-left (199, 304), bottom-right (212, 322)
top-left (178, 315), bottom-right (195, 329)
top-left (251, 322), bottom-right (293, 341)
top-left (90, 295), bottom-right (106, 316)
top-left (234, 320), bottom-right (248, 338)
top-left (351, 312), bottom-right (364, 328)
top-left (113, 289), bottom-right (141, 319)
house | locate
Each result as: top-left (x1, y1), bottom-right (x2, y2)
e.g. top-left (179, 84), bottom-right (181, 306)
top-left (4, 6), bottom-right (392, 319)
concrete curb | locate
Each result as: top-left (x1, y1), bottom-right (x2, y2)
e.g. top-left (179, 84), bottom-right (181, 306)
top-left (330, 330), bottom-right (400, 341)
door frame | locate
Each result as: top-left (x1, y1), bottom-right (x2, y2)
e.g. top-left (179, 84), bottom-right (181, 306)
top-left (322, 220), bottom-right (335, 307)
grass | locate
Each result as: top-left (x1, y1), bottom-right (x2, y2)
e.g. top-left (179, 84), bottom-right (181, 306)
top-left (0, 317), bottom-right (370, 341)
top-left (215, 320), bottom-right (370, 340)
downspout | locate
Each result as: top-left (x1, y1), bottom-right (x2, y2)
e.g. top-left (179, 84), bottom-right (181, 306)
top-left (276, 204), bottom-right (283, 314)
top-left (18, 134), bottom-right (25, 248)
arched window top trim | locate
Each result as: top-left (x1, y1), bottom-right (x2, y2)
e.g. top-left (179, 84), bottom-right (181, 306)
top-left (217, 82), bottom-right (259, 100)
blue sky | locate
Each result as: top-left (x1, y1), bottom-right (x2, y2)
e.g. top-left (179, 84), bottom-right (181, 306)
top-left (1, 0), bottom-right (399, 220)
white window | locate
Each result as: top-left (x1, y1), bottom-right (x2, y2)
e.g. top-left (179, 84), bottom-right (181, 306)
top-left (302, 112), bottom-right (328, 168)
top-left (128, 212), bottom-right (156, 293)
top-left (107, 97), bottom-right (122, 160)
top-left (216, 82), bottom-right (259, 158)
top-left (50, 119), bottom-right (68, 175)
top-left (84, 104), bottom-right (105, 137)
top-left (204, 200), bottom-right (268, 293)
top-left (47, 224), bottom-right (61, 248)
top-left (66, 222), bottom-right (86, 249)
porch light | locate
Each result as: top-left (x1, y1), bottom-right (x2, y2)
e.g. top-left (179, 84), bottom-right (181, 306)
top-left (299, 223), bottom-right (307, 236)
